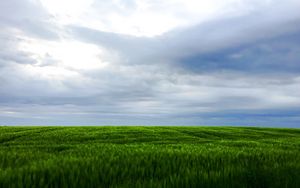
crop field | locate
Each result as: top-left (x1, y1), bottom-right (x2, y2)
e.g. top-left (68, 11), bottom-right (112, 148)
top-left (0, 126), bottom-right (299, 188)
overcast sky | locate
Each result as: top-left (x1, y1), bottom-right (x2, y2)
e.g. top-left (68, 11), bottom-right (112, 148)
top-left (1, 0), bottom-right (300, 126)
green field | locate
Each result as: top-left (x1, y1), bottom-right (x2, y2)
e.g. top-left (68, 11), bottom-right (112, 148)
top-left (0, 126), bottom-right (299, 188)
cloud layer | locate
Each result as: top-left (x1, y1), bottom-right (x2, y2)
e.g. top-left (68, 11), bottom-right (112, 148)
top-left (0, 0), bottom-right (300, 126)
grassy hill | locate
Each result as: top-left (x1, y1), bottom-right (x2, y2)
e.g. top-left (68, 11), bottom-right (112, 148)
top-left (0, 126), bottom-right (299, 187)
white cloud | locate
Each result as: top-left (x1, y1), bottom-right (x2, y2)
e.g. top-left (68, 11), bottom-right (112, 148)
top-left (37, 0), bottom-right (285, 37)
top-left (40, 0), bottom-right (94, 24)
top-left (18, 37), bottom-right (109, 70)
top-left (0, 0), bottom-right (300, 125)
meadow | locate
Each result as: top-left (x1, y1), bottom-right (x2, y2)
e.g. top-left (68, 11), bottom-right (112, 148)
top-left (0, 126), bottom-right (299, 188)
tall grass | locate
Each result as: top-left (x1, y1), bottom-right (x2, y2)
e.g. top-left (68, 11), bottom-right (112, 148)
top-left (0, 126), bottom-right (299, 187)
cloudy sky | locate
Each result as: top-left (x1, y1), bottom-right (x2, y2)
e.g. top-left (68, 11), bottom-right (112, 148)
top-left (1, 0), bottom-right (300, 126)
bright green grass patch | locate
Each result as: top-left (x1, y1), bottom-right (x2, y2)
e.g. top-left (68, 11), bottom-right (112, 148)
top-left (0, 126), bottom-right (299, 188)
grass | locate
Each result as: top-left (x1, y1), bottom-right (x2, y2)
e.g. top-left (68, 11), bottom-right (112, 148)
top-left (0, 126), bottom-right (299, 188)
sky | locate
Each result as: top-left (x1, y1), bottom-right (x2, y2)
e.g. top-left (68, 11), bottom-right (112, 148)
top-left (0, 0), bottom-right (300, 127)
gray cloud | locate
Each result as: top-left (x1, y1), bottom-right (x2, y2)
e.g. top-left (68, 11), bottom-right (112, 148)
top-left (0, 0), bottom-right (300, 126)
top-left (0, 0), bottom-right (60, 40)
top-left (70, 0), bottom-right (300, 66)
